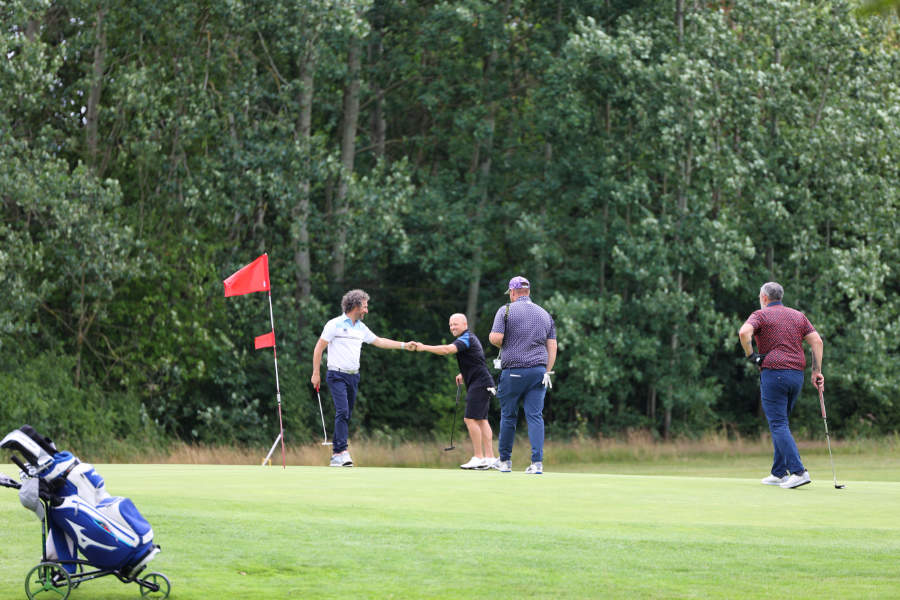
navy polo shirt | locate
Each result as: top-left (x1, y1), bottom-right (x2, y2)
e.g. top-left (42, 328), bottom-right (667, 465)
top-left (452, 330), bottom-right (495, 388)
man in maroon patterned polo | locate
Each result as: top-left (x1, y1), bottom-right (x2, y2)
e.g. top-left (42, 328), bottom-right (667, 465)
top-left (738, 281), bottom-right (825, 489)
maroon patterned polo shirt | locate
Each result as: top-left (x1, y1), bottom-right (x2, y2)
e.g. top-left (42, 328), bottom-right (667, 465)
top-left (745, 302), bottom-right (816, 370)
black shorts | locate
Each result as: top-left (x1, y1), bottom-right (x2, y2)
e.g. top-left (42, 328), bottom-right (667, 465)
top-left (464, 384), bottom-right (493, 420)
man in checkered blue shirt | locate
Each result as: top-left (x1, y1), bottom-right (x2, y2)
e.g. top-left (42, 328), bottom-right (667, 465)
top-left (488, 276), bottom-right (557, 475)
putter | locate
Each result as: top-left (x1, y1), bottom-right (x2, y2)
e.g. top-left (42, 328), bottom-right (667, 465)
top-left (315, 385), bottom-right (332, 446)
top-left (818, 387), bottom-right (846, 489)
top-left (443, 384), bottom-right (462, 451)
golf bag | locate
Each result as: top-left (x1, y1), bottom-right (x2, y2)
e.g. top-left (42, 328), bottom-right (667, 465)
top-left (1, 425), bottom-right (159, 575)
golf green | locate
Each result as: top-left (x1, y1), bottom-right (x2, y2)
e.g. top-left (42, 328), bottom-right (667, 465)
top-left (1, 464), bottom-right (898, 599)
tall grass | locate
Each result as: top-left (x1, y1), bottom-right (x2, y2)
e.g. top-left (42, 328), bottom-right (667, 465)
top-left (82, 431), bottom-right (900, 468)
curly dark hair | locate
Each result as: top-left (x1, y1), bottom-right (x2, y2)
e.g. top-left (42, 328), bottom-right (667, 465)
top-left (341, 289), bottom-right (370, 314)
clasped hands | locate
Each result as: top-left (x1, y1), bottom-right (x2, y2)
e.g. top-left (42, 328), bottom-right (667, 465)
top-left (403, 341), bottom-right (420, 351)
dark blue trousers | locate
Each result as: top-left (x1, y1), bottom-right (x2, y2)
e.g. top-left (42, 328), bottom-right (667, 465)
top-left (497, 366), bottom-right (547, 464)
top-left (760, 369), bottom-right (805, 476)
top-left (326, 370), bottom-right (359, 454)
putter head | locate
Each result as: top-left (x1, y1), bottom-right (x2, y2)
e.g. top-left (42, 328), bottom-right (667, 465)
top-left (322, 441), bottom-right (333, 446)
top-left (443, 446), bottom-right (456, 452)
top-left (835, 484), bottom-right (846, 489)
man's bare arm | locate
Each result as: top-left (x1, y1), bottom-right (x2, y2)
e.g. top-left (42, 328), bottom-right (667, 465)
top-left (415, 343), bottom-right (458, 356)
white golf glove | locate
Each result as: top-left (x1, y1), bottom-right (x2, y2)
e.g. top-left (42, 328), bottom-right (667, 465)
top-left (542, 371), bottom-right (553, 389)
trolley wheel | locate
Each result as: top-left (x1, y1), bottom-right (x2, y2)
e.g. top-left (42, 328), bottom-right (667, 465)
top-left (24, 561), bottom-right (72, 600)
top-left (138, 571), bottom-right (171, 599)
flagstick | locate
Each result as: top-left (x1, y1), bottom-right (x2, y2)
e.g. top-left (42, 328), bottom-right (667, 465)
top-left (267, 289), bottom-right (286, 470)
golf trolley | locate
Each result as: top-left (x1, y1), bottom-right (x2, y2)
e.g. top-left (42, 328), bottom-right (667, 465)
top-left (1, 426), bottom-right (171, 599)
top-left (20, 483), bottom-right (170, 600)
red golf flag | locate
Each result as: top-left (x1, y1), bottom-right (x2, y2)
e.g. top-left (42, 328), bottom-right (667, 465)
top-left (224, 254), bottom-right (269, 297)
top-left (254, 331), bottom-right (275, 349)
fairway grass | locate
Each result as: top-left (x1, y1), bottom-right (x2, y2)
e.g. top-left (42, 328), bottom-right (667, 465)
top-left (1, 463), bottom-right (898, 599)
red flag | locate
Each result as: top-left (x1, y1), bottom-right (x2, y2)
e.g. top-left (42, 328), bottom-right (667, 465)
top-left (224, 254), bottom-right (270, 297)
top-left (254, 331), bottom-right (275, 349)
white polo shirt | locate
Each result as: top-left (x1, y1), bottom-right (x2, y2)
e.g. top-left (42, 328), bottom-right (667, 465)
top-left (320, 314), bottom-right (377, 371)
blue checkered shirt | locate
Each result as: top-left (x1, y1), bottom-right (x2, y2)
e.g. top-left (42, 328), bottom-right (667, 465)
top-left (490, 297), bottom-right (556, 369)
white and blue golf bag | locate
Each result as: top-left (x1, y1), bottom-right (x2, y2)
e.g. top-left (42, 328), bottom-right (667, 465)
top-left (1, 425), bottom-right (159, 576)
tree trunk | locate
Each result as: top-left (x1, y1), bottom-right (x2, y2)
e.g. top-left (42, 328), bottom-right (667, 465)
top-left (465, 41), bottom-right (499, 329)
top-left (675, 0), bottom-right (685, 42)
top-left (332, 39), bottom-right (362, 285)
top-left (466, 255), bottom-right (483, 329)
top-left (369, 10), bottom-right (386, 160)
top-left (293, 64), bottom-right (314, 312)
top-left (463, 1), bottom-right (511, 327)
top-left (664, 270), bottom-right (684, 440)
top-left (86, 7), bottom-right (107, 173)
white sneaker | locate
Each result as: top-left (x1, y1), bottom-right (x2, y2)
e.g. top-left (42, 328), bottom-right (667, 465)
top-left (340, 451), bottom-right (353, 467)
top-left (329, 453), bottom-right (344, 467)
top-left (761, 474), bottom-right (788, 486)
top-left (460, 457), bottom-right (484, 470)
top-left (524, 462), bottom-right (543, 475)
top-left (477, 458), bottom-right (496, 470)
top-left (491, 460), bottom-right (511, 473)
top-left (780, 471), bottom-right (810, 489)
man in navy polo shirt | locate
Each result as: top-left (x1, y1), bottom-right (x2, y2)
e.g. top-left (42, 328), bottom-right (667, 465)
top-left (488, 276), bottom-right (557, 474)
top-left (739, 281), bottom-right (825, 489)
top-left (412, 313), bottom-right (497, 470)
top-left (311, 289), bottom-right (413, 467)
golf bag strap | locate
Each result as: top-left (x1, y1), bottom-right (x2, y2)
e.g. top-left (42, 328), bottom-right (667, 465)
top-left (497, 303), bottom-right (510, 364)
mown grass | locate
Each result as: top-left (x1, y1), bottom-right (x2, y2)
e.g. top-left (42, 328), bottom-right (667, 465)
top-left (1, 458), bottom-right (898, 600)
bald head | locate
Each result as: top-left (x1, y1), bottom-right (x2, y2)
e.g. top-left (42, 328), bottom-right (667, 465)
top-left (448, 313), bottom-right (468, 336)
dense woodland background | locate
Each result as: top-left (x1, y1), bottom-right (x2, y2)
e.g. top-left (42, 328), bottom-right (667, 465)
top-left (2, 0), bottom-right (899, 452)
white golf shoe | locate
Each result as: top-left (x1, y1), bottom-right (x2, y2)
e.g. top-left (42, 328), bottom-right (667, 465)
top-left (491, 460), bottom-right (511, 473)
top-left (477, 458), bottom-right (496, 470)
top-left (780, 471), bottom-right (811, 489)
top-left (524, 462), bottom-right (543, 475)
top-left (460, 457), bottom-right (484, 470)
top-left (761, 474), bottom-right (788, 486)
top-left (330, 451), bottom-right (353, 467)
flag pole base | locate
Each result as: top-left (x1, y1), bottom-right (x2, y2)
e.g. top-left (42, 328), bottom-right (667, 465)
top-left (261, 432), bottom-right (283, 466)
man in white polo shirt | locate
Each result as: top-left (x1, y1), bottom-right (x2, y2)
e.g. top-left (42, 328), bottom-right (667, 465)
top-left (311, 289), bottom-right (413, 466)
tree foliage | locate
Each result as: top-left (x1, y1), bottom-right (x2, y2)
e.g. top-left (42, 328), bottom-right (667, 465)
top-left (1, 0), bottom-right (898, 447)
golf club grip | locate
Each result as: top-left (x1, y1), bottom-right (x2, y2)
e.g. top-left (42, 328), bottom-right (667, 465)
top-left (11, 455), bottom-right (28, 473)
top-left (818, 387), bottom-right (827, 419)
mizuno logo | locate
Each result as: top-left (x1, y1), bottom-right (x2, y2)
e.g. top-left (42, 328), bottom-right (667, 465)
top-left (65, 519), bottom-right (117, 551)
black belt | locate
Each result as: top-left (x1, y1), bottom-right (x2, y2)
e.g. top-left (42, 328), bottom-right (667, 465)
top-left (329, 368), bottom-right (359, 375)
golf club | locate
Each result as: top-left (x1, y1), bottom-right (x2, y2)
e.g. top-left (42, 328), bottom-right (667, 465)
top-left (818, 387), bottom-right (845, 489)
top-left (0, 472), bottom-right (21, 489)
top-left (10, 454), bottom-right (29, 475)
top-left (315, 385), bottom-right (332, 446)
top-left (443, 383), bottom-right (462, 452)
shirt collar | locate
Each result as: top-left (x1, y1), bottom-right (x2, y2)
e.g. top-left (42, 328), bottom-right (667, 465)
top-left (341, 313), bottom-right (360, 327)
top-left (765, 301), bottom-right (783, 307)
top-left (514, 296), bottom-right (532, 303)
